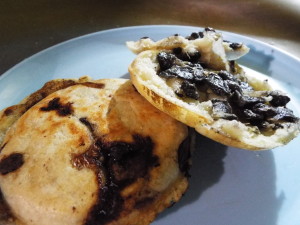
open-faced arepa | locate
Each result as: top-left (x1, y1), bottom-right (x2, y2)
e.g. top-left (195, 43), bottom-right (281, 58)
top-left (127, 28), bottom-right (300, 150)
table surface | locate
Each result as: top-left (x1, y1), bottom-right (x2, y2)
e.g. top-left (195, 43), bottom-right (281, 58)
top-left (0, 0), bottom-right (300, 76)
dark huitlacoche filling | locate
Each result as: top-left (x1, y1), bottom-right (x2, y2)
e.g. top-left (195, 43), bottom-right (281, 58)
top-left (211, 99), bottom-right (237, 120)
top-left (185, 28), bottom-right (242, 51)
top-left (268, 91), bottom-right (291, 107)
top-left (229, 42), bottom-right (243, 50)
top-left (157, 51), bottom-right (299, 130)
top-left (185, 28), bottom-right (215, 40)
top-left (176, 81), bottom-right (199, 99)
top-left (186, 32), bottom-right (204, 40)
top-left (72, 134), bottom-right (158, 225)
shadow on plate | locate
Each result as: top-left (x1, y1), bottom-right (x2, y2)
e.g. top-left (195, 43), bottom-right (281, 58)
top-left (155, 132), bottom-right (283, 225)
top-left (238, 44), bottom-right (274, 76)
top-left (121, 73), bottom-right (130, 79)
top-left (155, 132), bottom-right (227, 220)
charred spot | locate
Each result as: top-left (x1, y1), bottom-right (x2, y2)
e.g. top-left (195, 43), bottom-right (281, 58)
top-left (21, 79), bottom-right (78, 113)
top-left (134, 197), bottom-right (155, 209)
top-left (72, 134), bottom-right (157, 225)
top-left (40, 97), bottom-right (73, 116)
top-left (80, 82), bottom-right (105, 89)
top-left (3, 108), bottom-right (13, 116)
top-left (40, 91), bottom-right (47, 98)
top-left (0, 153), bottom-right (24, 175)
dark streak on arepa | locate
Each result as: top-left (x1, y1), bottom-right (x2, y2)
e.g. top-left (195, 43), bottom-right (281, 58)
top-left (80, 82), bottom-right (105, 89)
top-left (0, 143), bottom-right (7, 153)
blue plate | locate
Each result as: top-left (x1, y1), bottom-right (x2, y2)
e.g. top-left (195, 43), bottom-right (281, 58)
top-left (1, 25), bottom-right (300, 225)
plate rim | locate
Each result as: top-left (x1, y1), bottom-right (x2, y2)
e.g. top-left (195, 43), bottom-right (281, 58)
top-left (1, 24), bottom-right (300, 80)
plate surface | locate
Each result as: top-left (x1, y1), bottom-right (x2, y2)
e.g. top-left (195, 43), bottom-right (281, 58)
top-left (1, 25), bottom-right (300, 225)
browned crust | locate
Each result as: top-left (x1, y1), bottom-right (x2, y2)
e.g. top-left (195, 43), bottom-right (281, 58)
top-left (108, 174), bottom-right (188, 225)
top-left (0, 77), bottom-right (90, 145)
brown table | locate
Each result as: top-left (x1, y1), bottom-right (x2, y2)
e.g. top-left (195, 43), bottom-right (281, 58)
top-left (0, 0), bottom-right (300, 75)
